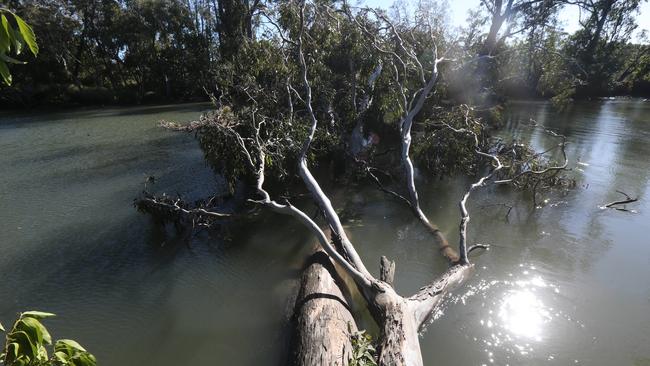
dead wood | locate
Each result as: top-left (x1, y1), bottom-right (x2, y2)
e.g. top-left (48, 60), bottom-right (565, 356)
top-left (602, 190), bottom-right (639, 211)
top-left (289, 249), bottom-right (357, 366)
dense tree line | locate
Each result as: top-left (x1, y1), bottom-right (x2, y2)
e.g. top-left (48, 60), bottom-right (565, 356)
top-left (0, 0), bottom-right (648, 108)
top-left (484, 0), bottom-right (650, 104)
top-left (0, 0), bottom-right (260, 106)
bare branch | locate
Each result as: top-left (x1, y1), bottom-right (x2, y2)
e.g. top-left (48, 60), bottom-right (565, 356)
top-left (458, 149), bottom-right (504, 264)
top-left (480, 202), bottom-right (513, 220)
top-left (408, 264), bottom-right (473, 328)
top-left (139, 196), bottom-right (230, 218)
top-left (601, 190), bottom-right (639, 210)
top-left (365, 166), bottom-right (414, 208)
top-left (293, 0), bottom-right (372, 278)
top-left (134, 192), bottom-right (231, 230)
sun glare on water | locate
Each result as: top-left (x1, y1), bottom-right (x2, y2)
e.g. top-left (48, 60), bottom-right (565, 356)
top-left (498, 289), bottom-right (551, 341)
top-left (453, 265), bottom-right (582, 363)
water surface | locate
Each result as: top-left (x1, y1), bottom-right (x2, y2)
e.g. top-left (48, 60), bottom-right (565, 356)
top-left (1, 100), bottom-right (649, 365)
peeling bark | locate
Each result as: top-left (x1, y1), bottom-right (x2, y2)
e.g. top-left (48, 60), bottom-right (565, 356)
top-left (376, 294), bottom-right (419, 366)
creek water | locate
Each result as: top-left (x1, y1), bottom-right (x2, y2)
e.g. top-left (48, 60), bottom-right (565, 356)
top-left (0, 100), bottom-right (649, 365)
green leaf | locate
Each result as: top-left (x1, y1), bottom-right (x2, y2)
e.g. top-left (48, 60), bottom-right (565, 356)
top-left (0, 23), bottom-right (8, 53)
top-left (7, 342), bottom-right (20, 359)
top-left (13, 29), bottom-right (23, 55)
top-left (0, 12), bottom-right (22, 55)
top-left (54, 350), bottom-right (70, 362)
top-left (74, 352), bottom-right (97, 366)
top-left (55, 340), bottom-right (97, 366)
top-left (7, 330), bottom-right (36, 360)
top-left (21, 311), bottom-right (56, 319)
top-left (13, 14), bottom-right (37, 56)
top-left (17, 317), bottom-right (52, 345)
top-left (55, 339), bottom-right (87, 353)
top-left (0, 321), bottom-right (4, 331)
top-left (0, 59), bottom-right (12, 85)
top-left (1, 53), bottom-right (26, 64)
top-left (1, 15), bottom-right (14, 37)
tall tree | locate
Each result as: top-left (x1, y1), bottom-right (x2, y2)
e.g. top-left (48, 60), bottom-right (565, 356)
top-left (467, 0), bottom-right (561, 106)
top-left (216, 0), bottom-right (263, 60)
top-left (567, 0), bottom-right (646, 95)
top-left (479, 0), bottom-right (559, 56)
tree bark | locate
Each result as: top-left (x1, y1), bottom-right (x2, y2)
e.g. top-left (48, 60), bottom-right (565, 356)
top-left (289, 249), bottom-right (357, 366)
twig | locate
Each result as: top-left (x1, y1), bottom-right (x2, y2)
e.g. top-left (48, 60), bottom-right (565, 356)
top-left (479, 202), bottom-right (513, 219)
top-left (602, 190), bottom-right (639, 210)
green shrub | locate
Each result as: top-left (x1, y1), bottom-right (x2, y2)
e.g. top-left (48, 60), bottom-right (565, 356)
top-left (1, 311), bottom-right (96, 366)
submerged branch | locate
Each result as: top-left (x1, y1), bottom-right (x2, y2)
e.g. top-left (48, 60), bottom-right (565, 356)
top-left (134, 192), bottom-right (231, 229)
top-left (493, 122), bottom-right (569, 186)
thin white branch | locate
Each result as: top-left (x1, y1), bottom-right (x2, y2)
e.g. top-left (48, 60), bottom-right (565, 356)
top-left (294, 0), bottom-right (372, 278)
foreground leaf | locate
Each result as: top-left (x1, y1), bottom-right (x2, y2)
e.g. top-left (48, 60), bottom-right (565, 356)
top-left (1, 14), bottom-right (16, 53)
top-left (21, 311), bottom-right (56, 319)
top-left (18, 316), bottom-right (52, 345)
top-left (55, 339), bottom-right (97, 366)
top-left (1, 58), bottom-right (12, 85)
top-left (0, 15), bottom-right (9, 53)
top-left (13, 14), bottom-right (37, 56)
top-left (54, 339), bottom-right (87, 353)
top-left (1, 53), bottom-right (26, 64)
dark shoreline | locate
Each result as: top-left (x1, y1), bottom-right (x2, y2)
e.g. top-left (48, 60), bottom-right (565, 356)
top-left (1, 94), bottom-right (648, 113)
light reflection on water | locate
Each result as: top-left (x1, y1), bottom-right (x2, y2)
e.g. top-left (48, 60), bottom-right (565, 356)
top-left (499, 287), bottom-right (549, 340)
top-left (436, 263), bottom-right (586, 365)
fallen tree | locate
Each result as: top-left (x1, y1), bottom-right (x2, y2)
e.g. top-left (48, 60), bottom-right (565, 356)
top-left (135, 2), bottom-right (571, 364)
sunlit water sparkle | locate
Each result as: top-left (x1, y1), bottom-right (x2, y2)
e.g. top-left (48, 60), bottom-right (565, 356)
top-left (431, 263), bottom-right (587, 364)
top-left (498, 289), bottom-right (550, 341)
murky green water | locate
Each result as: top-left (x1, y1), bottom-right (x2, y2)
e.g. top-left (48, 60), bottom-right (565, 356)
top-left (1, 100), bottom-right (649, 365)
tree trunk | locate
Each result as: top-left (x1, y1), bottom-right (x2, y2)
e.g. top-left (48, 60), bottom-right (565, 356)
top-left (374, 289), bottom-right (423, 366)
top-left (585, 0), bottom-right (615, 57)
top-left (482, 13), bottom-right (506, 57)
top-left (370, 263), bottom-right (473, 366)
top-left (289, 249), bottom-right (357, 366)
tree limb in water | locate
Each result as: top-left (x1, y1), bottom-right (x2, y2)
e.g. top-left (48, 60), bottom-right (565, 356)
top-left (602, 190), bottom-right (639, 212)
top-left (134, 192), bottom-right (231, 229)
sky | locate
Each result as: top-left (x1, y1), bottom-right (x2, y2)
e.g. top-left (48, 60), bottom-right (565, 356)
top-left (363, 0), bottom-right (650, 39)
